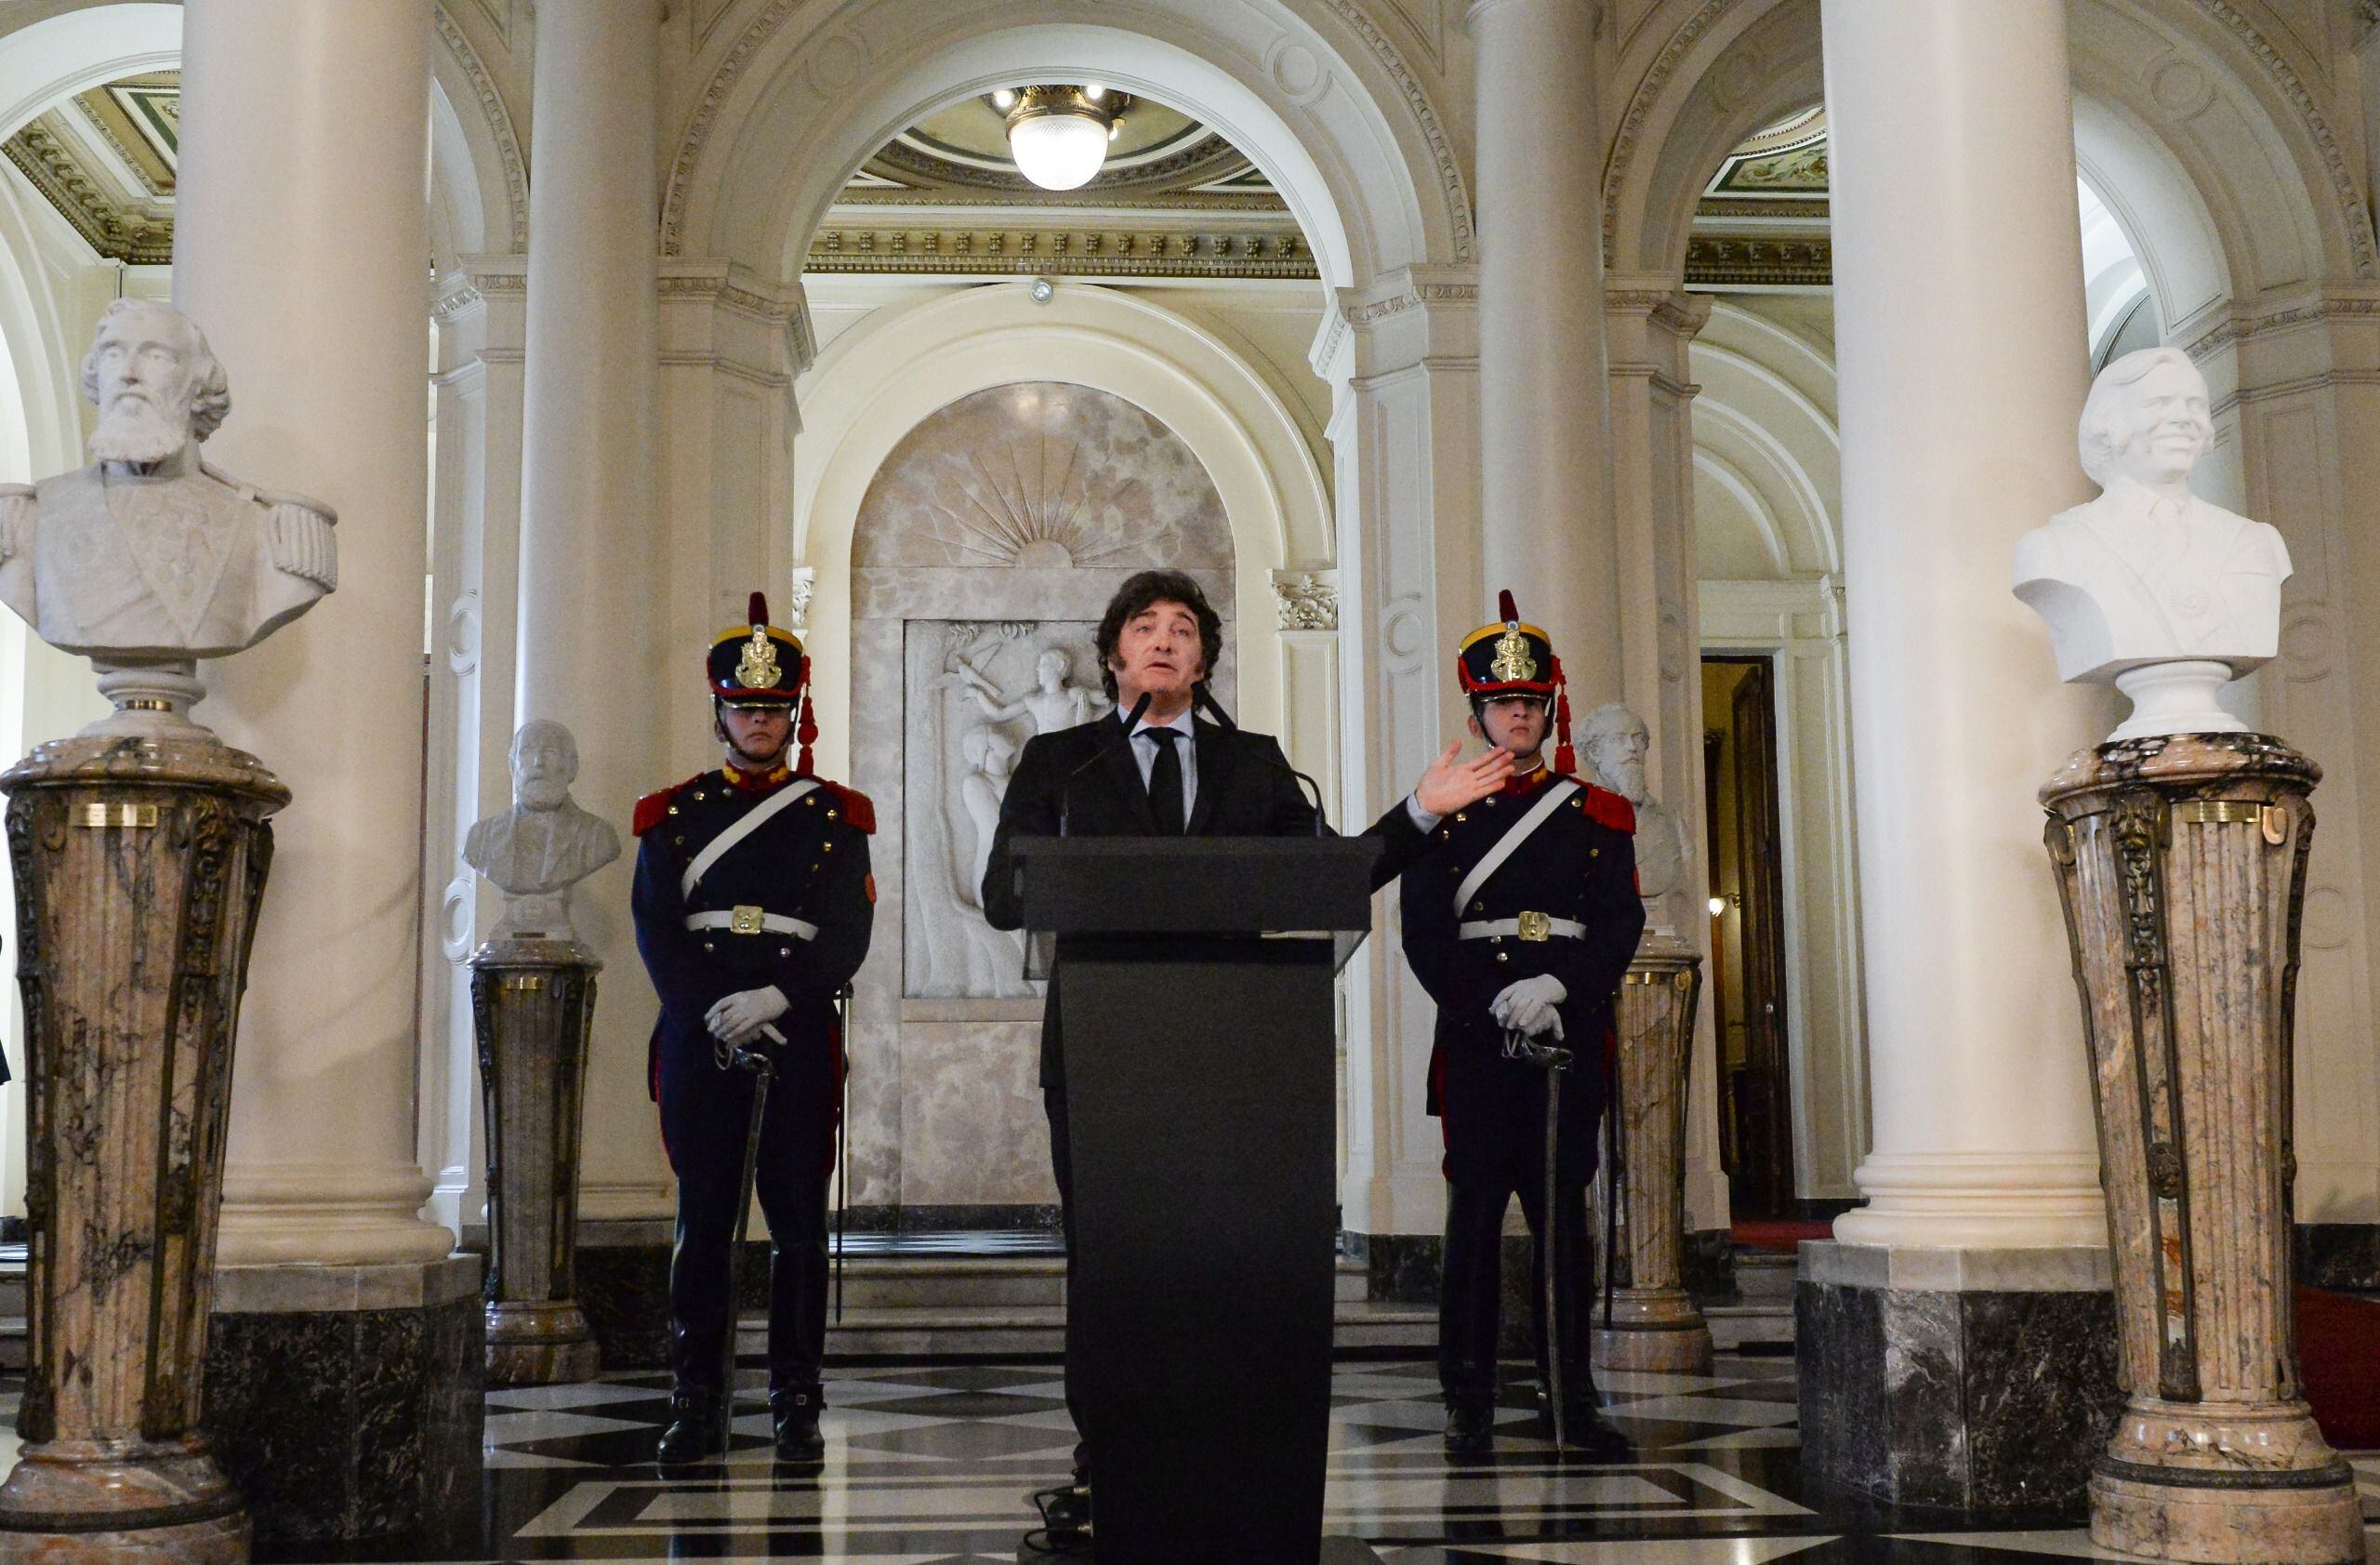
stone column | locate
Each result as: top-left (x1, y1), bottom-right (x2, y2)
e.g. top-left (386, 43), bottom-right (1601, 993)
top-left (172, 0), bottom-right (480, 1546)
top-left (1798, 0), bottom-right (2119, 1513)
top-left (1314, 268), bottom-right (1479, 1288)
top-left (517, 0), bottom-right (667, 1241)
top-left (1467, 0), bottom-right (1622, 699)
top-left (1594, 940), bottom-right (1712, 1372)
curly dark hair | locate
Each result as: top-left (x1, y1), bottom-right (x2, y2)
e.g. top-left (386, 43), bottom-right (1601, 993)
top-left (1093, 570), bottom-right (1224, 702)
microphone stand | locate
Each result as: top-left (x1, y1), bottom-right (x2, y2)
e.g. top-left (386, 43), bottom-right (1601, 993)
top-left (1190, 681), bottom-right (1330, 836)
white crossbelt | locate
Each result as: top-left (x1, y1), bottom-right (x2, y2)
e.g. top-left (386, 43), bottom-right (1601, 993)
top-left (1450, 778), bottom-right (1581, 914)
top-left (1458, 916), bottom-right (1585, 941)
top-left (681, 776), bottom-right (820, 899)
top-left (684, 908), bottom-right (819, 941)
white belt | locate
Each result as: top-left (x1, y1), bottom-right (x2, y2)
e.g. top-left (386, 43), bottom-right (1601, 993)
top-left (1458, 914), bottom-right (1583, 942)
top-left (685, 907), bottom-right (818, 941)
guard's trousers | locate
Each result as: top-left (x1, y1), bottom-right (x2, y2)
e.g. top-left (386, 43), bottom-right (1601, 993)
top-left (1438, 1176), bottom-right (1597, 1411)
top-left (656, 1037), bottom-right (838, 1395)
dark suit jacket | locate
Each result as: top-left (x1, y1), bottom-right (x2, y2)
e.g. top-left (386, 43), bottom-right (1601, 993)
top-left (982, 712), bottom-right (1434, 1088)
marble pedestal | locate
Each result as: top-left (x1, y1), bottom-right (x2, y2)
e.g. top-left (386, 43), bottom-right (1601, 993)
top-left (203, 1257), bottom-right (483, 1548)
top-left (2042, 734), bottom-right (2364, 1563)
top-left (1797, 1241), bottom-right (2121, 1513)
top-left (0, 730), bottom-right (289, 1564)
top-left (469, 939), bottom-right (601, 1385)
top-left (1593, 934), bottom-right (1712, 1373)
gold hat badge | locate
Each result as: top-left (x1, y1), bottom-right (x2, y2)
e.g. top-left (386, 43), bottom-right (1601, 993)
top-left (1489, 625), bottom-right (1538, 684)
top-left (734, 623), bottom-right (781, 690)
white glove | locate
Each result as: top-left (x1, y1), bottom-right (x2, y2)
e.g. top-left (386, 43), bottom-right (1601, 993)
top-left (1490, 975), bottom-right (1567, 1041)
top-left (706, 985), bottom-right (790, 1045)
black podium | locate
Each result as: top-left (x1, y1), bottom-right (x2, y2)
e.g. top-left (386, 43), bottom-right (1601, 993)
top-left (1012, 837), bottom-right (1382, 1565)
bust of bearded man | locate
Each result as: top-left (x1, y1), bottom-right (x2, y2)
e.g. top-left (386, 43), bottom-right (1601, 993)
top-left (0, 298), bottom-right (336, 663)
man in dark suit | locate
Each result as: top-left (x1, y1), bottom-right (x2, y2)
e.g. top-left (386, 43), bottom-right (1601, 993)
top-left (981, 568), bottom-right (1512, 1541)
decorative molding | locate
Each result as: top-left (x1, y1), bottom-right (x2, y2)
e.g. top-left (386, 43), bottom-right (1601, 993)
top-left (805, 224), bottom-right (1316, 280)
top-left (433, 4), bottom-right (530, 253)
top-left (835, 184), bottom-right (1289, 213)
top-left (786, 566), bottom-right (816, 632)
top-left (2183, 293), bottom-right (2380, 361)
top-left (2191, 0), bottom-right (2375, 278)
top-left (1318, 0), bottom-right (1476, 261)
top-left (2, 121), bottom-right (170, 264)
top-left (663, 0), bottom-right (797, 257)
top-left (431, 279), bottom-right (485, 323)
top-left (1270, 568), bottom-right (1340, 630)
top-left (1683, 234), bottom-right (1830, 287)
top-left (1606, 286), bottom-right (1716, 335)
top-left (1602, 0), bottom-right (1739, 264)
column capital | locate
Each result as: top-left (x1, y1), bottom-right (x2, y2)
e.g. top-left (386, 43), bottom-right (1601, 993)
top-left (1269, 568), bottom-right (1341, 632)
top-left (658, 259), bottom-right (815, 377)
top-left (1312, 263), bottom-right (1478, 380)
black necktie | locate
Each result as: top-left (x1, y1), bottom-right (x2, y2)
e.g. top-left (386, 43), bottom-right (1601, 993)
top-left (1144, 726), bottom-right (1185, 835)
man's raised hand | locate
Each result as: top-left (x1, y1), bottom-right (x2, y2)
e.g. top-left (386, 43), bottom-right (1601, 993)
top-left (1414, 741), bottom-right (1514, 817)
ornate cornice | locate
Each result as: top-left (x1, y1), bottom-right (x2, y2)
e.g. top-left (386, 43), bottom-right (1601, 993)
top-left (2, 122), bottom-right (170, 264)
top-left (1684, 234), bottom-right (1829, 287)
top-left (663, 0), bottom-right (796, 257)
top-left (2192, 0), bottom-right (2374, 278)
top-left (431, 279), bottom-right (484, 323)
top-left (1270, 569), bottom-right (1340, 630)
top-left (805, 224), bottom-right (1315, 280)
top-left (2183, 294), bottom-right (2380, 361)
top-left (1319, 0), bottom-right (1475, 261)
top-left (433, 4), bottom-right (529, 253)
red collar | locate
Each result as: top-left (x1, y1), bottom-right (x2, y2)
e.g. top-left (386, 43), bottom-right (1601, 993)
top-left (721, 760), bottom-right (794, 794)
top-left (1498, 762), bottom-right (1552, 797)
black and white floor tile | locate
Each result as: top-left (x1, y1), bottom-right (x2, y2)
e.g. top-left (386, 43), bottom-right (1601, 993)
top-left (233, 1353), bottom-right (2377, 1564)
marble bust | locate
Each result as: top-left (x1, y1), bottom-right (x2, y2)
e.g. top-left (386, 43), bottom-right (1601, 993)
top-left (2014, 347), bottom-right (2292, 737)
top-left (1580, 702), bottom-right (1688, 935)
top-left (0, 298), bottom-right (337, 667)
top-left (464, 721), bottom-right (621, 943)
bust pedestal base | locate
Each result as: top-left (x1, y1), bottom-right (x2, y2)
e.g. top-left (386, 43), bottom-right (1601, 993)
top-left (0, 731), bottom-right (287, 1563)
top-left (470, 939), bottom-right (601, 1386)
top-left (1593, 935), bottom-right (1712, 1374)
top-left (2043, 734), bottom-right (2362, 1563)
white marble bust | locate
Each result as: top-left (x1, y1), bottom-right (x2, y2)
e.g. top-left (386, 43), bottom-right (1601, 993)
top-left (0, 299), bottom-right (337, 666)
top-left (1580, 702), bottom-right (1688, 935)
top-left (464, 721), bottom-right (621, 942)
top-left (2014, 348), bottom-right (2291, 737)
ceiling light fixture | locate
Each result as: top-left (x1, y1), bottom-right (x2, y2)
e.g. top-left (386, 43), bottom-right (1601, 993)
top-left (1000, 85), bottom-right (1131, 191)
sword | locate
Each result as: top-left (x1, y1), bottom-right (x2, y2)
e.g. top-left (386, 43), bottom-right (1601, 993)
top-left (1604, 1045), bottom-right (1623, 1333)
top-left (833, 983), bottom-right (853, 1325)
top-left (1504, 1027), bottom-right (1573, 1452)
top-left (720, 1021), bottom-right (784, 1439)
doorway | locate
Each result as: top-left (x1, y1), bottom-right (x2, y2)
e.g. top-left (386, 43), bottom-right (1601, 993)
top-left (1701, 657), bottom-right (1796, 1218)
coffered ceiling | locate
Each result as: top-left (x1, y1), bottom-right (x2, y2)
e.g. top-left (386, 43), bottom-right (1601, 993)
top-left (5, 72), bottom-right (177, 264)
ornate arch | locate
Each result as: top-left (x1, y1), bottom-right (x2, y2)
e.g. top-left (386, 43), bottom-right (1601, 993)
top-left (430, 3), bottom-right (528, 255)
top-left (661, 0), bottom-right (1472, 289)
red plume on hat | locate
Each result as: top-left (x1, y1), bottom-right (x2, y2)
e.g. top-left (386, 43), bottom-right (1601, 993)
top-left (1499, 589), bottom-right (1519, 625)
top-left (749, 591), bottom-right (768, 628)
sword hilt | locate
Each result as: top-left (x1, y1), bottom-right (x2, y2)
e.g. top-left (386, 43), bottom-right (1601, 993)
top-left (1501, 1028), bottom-right (1572, 1072)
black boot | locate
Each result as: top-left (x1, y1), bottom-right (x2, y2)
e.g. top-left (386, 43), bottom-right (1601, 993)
top-left (771, 1384), bottom-right (825, 1462)
top-left (1548, 1371), bottom-right (1633, 1461)
top-left (655, 1389), bottom-right (725, 1466)
top-left (1443, 1400), bottom-right (1495, 1456)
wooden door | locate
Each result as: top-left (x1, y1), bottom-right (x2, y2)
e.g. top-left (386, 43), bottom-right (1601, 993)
top-left (1726, 660), bottom-right (1796, 1214)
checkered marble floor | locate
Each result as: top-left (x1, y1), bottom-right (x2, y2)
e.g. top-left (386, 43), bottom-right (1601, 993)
top-left (253, 1352), bottom-right (2380, 1564)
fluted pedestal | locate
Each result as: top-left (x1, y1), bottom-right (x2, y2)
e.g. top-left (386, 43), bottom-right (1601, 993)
top-left (2042, 733), bottom-right (2363, 1564)
top-left (1593, 934), bottom-right (1712, 1373)
top-left (0, 731), bottom-right (289, 1564)
top-left (470, 939), bottom-right (601, 1385)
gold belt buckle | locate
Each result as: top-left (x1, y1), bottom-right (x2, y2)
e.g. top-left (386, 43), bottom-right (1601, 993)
top-left (730, 905), bottom-right (766, 935)
top-left (1516, 910), bottom-right (1551, 942)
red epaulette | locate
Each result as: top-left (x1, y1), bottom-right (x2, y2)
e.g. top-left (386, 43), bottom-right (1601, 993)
top-left (818, 779), bottom-right (877, 834)
top-left (632, 775), bottom-right (703, 837)
top-left (1579, 783), bottom-right (1636, 835)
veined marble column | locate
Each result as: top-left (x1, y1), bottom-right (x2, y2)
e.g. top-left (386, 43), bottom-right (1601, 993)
top-left (517, 0), bottom-right (667, 1227)
top-left (1467, 0), bottom-right (1621, 700)
top-left (173, 4), bottom-right (481, 1546)
top-left (1799, 0), bottom-right (2120, 1513)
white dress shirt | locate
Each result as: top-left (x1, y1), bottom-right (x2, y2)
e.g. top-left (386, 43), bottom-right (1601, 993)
top-left (1123, 707), bottom-right (1438, 830)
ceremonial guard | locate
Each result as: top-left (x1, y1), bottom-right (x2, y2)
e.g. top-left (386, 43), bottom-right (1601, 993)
top-left (1400, 592), bottom-right (1646, 1458)
top-left (631, 593), bottom-right (876, 1466)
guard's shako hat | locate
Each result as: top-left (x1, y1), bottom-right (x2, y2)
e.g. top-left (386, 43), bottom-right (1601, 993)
top-left (1457, 589), bottom-right (1578, 774)
top-left (709, 591), bottom-right (820, 774)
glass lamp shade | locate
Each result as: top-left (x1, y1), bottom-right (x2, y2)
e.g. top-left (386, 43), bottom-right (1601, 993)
top-left (1008, 112), bottom-right (1110, 190)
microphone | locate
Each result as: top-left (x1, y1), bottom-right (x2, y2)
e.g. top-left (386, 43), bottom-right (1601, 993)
top-left (1059, 691), bottom-right (1152, 835)
top-left (1192, 681), bottom-right (1329, 837)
